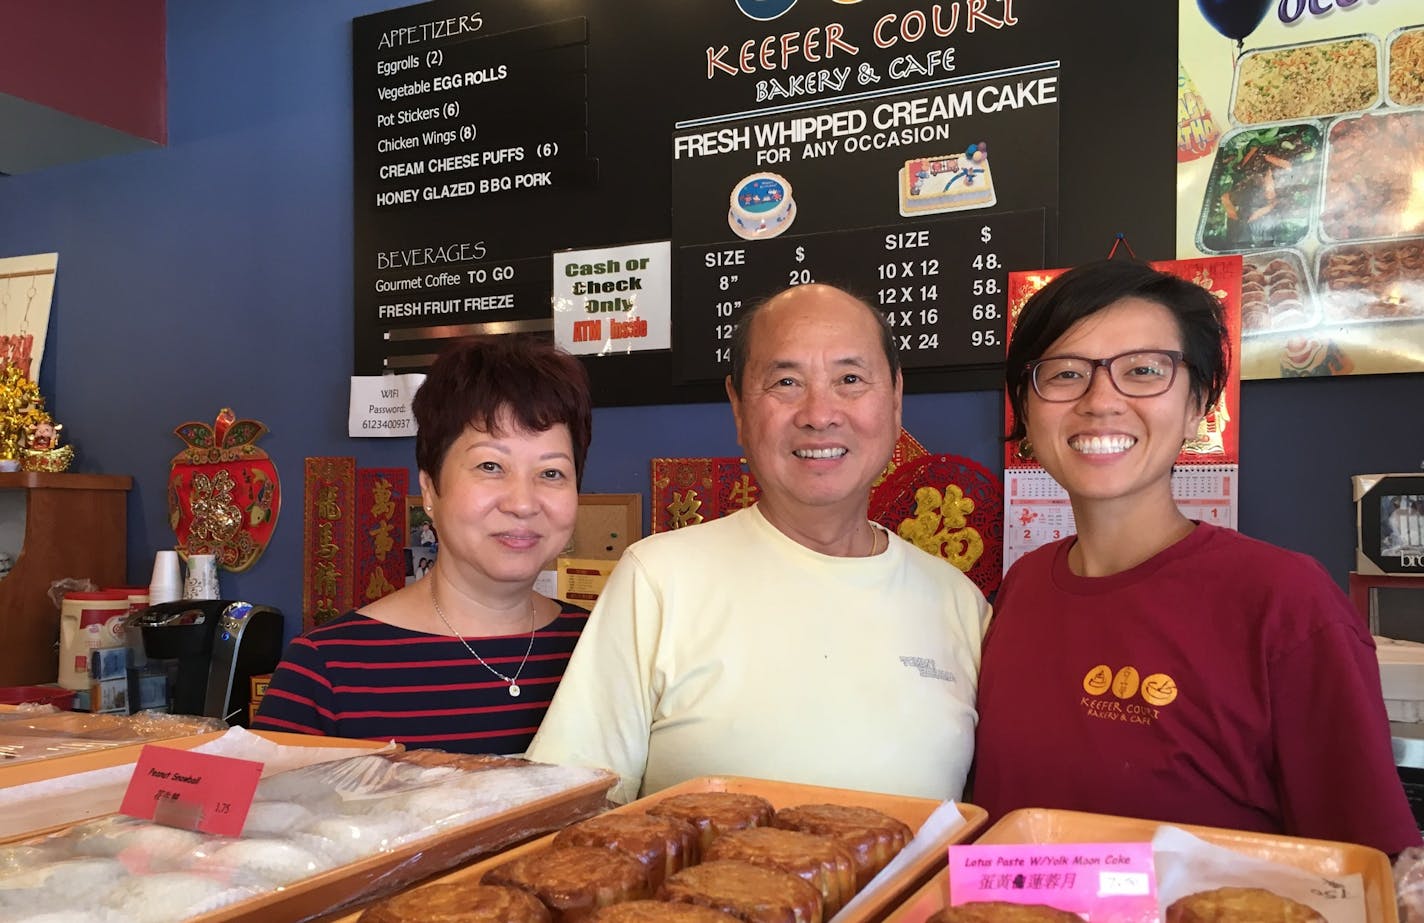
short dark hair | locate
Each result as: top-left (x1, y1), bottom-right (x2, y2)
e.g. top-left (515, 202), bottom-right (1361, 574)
top-left (728, 284), bottom-right (900, 394)
top-left (413, 335), bottom-right (593, 489)
top-left (1004, 259), bottom-right (1230, 442)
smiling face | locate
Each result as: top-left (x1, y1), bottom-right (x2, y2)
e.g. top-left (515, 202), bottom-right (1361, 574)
top-left (419, 410), bottom-right (579, 589)
top-left (727, 286), bottom-right (903, 534)
top-left (1023, 296), bottom-right (1203, 510)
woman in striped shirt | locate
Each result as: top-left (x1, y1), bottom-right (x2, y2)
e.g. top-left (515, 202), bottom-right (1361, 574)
top-left (255, 335), bottom-right (593, 754)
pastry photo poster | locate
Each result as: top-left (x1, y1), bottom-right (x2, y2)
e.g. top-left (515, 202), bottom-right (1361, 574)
top-left (1177, 2), bottom-right (1424, 380)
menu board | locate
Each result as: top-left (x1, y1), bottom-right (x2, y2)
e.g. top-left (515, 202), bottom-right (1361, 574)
top-left (352, 1), bottom-right (1173, 405)
top-left (353, 6), bottom-right (595, 374)
top-left (678, 209), bottom-right (1043, 382)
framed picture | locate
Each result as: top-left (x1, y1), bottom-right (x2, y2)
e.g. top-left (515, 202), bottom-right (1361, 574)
top-left (406, 495), bottom-right (438, 548)
top-left (1354, 474), bottom-right (1424, 577)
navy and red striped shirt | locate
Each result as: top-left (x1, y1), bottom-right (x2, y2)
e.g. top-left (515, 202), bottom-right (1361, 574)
top-left (252, 604), bottom-right (588, 754)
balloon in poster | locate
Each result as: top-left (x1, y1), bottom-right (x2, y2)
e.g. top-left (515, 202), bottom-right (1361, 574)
top-left (1196, 0), bottom-right (1272, 42)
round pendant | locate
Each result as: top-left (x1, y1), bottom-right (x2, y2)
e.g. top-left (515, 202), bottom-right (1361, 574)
top-left (508, 684), bottom-right (521, 697)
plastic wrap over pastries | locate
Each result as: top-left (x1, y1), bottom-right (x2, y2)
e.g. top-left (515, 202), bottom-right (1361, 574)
top-left (0, 751), bottom-right (612, 923)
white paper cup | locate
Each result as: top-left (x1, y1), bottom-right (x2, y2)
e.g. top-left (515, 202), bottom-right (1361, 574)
top-left (149, 551), bottom-right (182, 604)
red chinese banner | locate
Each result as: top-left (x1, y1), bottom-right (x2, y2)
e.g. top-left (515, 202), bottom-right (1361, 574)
top-left (870, 453), bottom-right (1005, 598)
top-left (303, 457), bottom-right (356, 632)
top-left (356, 467), bottom-right (408, 606)
top-left (651, 457), bottom-right (758, 533)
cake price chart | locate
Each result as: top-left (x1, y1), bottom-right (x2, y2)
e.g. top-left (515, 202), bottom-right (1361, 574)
top-left (677, 209), bottom-right (1044, 382)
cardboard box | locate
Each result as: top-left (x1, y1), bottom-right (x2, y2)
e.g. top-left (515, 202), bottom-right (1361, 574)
top-left (88, 647), bottom-right (128, 682)
top-left (86, 678), bottom-right (128, 714)
top-left (249, 673), bottom-right (271, 701)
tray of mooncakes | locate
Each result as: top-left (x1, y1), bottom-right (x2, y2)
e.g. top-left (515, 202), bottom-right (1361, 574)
top-left (333, 774), bottom-right (989, 923)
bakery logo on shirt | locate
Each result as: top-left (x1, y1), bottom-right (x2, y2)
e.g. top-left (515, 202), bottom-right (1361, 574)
top-left (1079, 664), bottom-right (1178, 727)
top-left (899, 655), bottom-right (956, 683)
top-left (734, 0), bottom-right (860, 21)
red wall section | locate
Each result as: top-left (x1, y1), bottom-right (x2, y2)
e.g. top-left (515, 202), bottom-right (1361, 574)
top-left (0, 0), bottom-right (166, 143)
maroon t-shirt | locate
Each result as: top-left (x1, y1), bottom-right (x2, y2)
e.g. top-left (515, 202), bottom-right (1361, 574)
top-left (974, 523), bottom-right (1420, 854)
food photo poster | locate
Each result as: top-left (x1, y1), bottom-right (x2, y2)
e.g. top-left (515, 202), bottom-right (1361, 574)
top-left (1177, 2), bottom-right (1424, 379)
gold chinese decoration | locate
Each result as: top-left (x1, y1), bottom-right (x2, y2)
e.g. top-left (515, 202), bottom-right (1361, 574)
top-left (897, 484), bottom-right (985, 573)
top-left (169, 408), bottom-right (280, 571)
top-left (0, 363), bottom-right (53, 464)
top-left (189, 470), bottom-right (242, 545)
top-left (668, 490), bottom-right (705, 529)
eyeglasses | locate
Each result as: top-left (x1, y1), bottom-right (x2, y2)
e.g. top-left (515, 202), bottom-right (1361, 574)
top-left (1025, 350), bottom-right (1185, 402)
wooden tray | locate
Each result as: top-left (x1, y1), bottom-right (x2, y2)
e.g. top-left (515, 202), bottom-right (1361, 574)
top-left (6, 748), bottom-right (617, 922)
top-left (192, 764), bottom-right (616, 923)
top-left (325, 774), bottom-right (988, 923)
top-left (883, 808), bottom-right (1398, 923)
top-left (0, 728), bottom-right (380, 791)
top-left (0, 730), bottom-right (401, 843)
top-left (0, 712), bottom-right (225, 778)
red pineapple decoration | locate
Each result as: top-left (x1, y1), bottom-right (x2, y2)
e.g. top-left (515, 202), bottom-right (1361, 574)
top-left (168, 408), bottom-right (281, 572)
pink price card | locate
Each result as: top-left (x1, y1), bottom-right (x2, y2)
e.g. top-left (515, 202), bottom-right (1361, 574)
top-left (119, 744), bottom-right (264, 837)
top-left (948, 842), bottom-right (1158, 923)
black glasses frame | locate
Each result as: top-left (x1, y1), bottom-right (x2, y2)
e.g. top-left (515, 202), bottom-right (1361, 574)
top-left (1024, 350), bottom-right (1185, 402)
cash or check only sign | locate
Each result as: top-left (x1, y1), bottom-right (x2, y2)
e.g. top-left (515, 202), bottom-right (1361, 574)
top-left (119, 745), bottom-right (264, 837)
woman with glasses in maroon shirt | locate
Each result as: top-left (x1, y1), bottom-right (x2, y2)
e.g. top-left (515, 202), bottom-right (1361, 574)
top-left (972, 259), bottom-right (1418, 855)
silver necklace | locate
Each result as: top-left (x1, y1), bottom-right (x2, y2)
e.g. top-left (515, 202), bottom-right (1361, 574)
top-left (429, 580), bottom-right (536, 697)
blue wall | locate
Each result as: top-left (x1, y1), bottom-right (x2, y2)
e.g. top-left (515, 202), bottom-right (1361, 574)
top-left (1, 1), bottom-right (1420, 649)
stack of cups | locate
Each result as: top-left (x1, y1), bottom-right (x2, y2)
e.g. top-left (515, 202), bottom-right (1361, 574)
top-left (148, 550), bottom-right (182, 606)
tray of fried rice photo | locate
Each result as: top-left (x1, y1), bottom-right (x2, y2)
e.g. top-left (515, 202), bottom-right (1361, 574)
top-left (1230, 33), bottom-right (1382, 127)
top-left (1386, 24), bottom-right (1424, 108)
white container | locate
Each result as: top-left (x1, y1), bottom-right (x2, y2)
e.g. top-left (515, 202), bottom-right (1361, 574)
top-left (57, 590), bottom-right (132, 691)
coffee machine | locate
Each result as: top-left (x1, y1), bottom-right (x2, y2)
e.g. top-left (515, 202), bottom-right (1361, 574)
top-left (127, 600), bottom-right (282, 725)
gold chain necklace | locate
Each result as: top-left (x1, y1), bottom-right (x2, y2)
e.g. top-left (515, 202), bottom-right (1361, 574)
top-left (429, 579), bottom-right (536, 698)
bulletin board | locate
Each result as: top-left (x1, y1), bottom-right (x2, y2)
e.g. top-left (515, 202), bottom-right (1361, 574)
top-left (565, 492), bottom-right (641, 560)
top-left (353, 0), bottom-right (1176, 403)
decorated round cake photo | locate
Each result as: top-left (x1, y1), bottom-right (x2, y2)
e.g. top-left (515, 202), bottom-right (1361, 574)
top-left (728, 172), bottom-right (797, 240)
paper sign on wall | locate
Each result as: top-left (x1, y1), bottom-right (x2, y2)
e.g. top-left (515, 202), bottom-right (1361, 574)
top-left (348, 372), bottom-right (425, 438)
top-left (553, 242), bottom-right (671, 355)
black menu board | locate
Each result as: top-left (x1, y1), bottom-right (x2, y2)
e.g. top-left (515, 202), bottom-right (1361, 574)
top-left (354, 6), bottom-right (595, 374)
top-left (352, 1), bottom-right (1174, 403)
top-left (678, 209), bottom-right (1043, 381)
